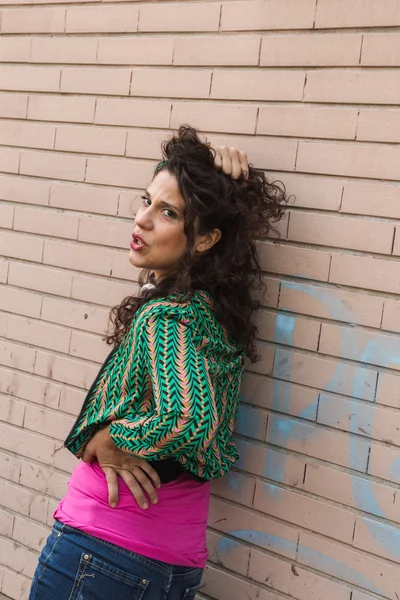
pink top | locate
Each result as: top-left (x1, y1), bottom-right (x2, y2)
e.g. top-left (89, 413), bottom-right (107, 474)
top-left (54, 461), bottom-right (210, 568)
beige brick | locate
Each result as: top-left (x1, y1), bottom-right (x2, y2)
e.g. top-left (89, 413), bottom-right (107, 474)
top-left (0, 65), bottom-right (60, 92)
top-left (0, 395), bottom-right (25, 427)
top-left (258, 105), bottom-right (357, 139)
top-left (20, 461), bottom-right (69, 498)
top-left (0, 536), bottom-right (38, 579)
top-left (305, 70), bottom-right (400, 105)
top-left (78, 215), bottom-right (132, 250)
top-left (14, 206), bottom-right (79, 239)
top-left (61, 67), bottom-right (131, 96)
top-left (245, 342), bottom-right (275, 377)
top-left (41, 296), bottom-right (109, 335)
top-left (257, 241), bottom-right (331, 281)
top-left (174, 35), bottom-right (260, 66)
top-left (203, 565), bottom-right (283, 600)
top-left (71, 274), bottom-right (136, 307)
top-left (58, 385), bottom-right (85, 417)
top-left (0, 285), bottom-right (42, 318)
top-left (66, 5), bottom-right (139, 33)
top-left (55, 124), bottom-right (126, 156)
top-left (85, 156), bottom-right (154, 190)
top-left (28, 94), bottom-right (96, 123)
top-left (0, 37), bottom-right (30, 62)
top-left (249, 549), bottom-right (351, 600)
top-left (117, 190), bottom-right (142, 219)
top-left (0, 174), bottom-right (49, 206)
top-left (0, 259), bottom-right (8, 283)
top-left (0, 230), bottom-right (43, 262)
top-left (254, 310), bottom-right (320, 351)
top-left (357, 108), bottom-right (400, 144)
top-left (94, 98), bottom-right (171, 128)
top-left (382, 300), bottom-right (400, 335)
top-left (111, 250), bottom-right (141, 282)
top-left (207, 531), bottom-right (250, 576)
top-left (0, 449), bottom-right (21, 483)
top-left (0, 366), bottom-right (61, 409)
top-left (12, 516), bottom-right (50, 553)
top-left (212, 69), bottom-right (305, 101)
top-left (131, 68), bottom-right (211, 99)
top-left (221, 0), bottom-right (316, 31)
top-left (20, 149), bottom-right (86, 182)
top-left (0, 204), bottom-right (14, 228)
top-left (296, 140), bottom-right (400, 181)
top-left (8, 257), bottom-right (72, 303)
top-left (330, 254), bottom-right (400, 294)
top-left (261, 33), bottom-right (362, 66)
top-left (268, 171), bottom-right (343, 211)
top-left (279, 282), bottom-right (384, 328)
top-left (125, 128), bottom-right (165, 160)
top-left (376, 371), bottom-right (400, 409)
top-left (0, 147), bottom-right (20, 174)
top-left (392, 229), bottom-right (400, 256)
top-left (98, 37), bottom-right (173, 65)
top-left (298, 532), bottom-right (400, 598)
top-left (0, 92), bottom-right (28, 119)
top-left (139, 2), bottom-right (220, 32)
top-left (1, 6), bottom-right (65, 33)
top-left (0, 421), bottom-right (55, 464)
top-left (0, 478), bottom-right (40, 519)
top-left (315, 0), bottom-right (400, 28)
top-left (34, 349), bottom-right (99, 388)
top-left (24, 404), bottom-right (73, 442)
top-left (42, 239), bottom-right (113, 277)
top-left (368, 442), bottom-right (400, 483)
top-left (69, 330), bottom-right (109, 363)
top-left (0, 119), bottom-right (55, 151)
top-left (289, 211), bottom-right (395, 254)
top-left (212, 470), bottom-right (256, 507)
top-left (0, 339), bottom-right (36, 373)
top-left (31, 36), bottom-right (98, 64)
top-left (2, 568), bottom-right (32, 600)
top-left (341, 180), bottom-right (400, 219)
top-left (353, 515), bottom-right (400, 563)
top-left (362, 33), bottom-right (400, 67)
top-left (171, 101), bottom-right (258, 134)
top-left (50, 181), bottom-right (118, 216)
top-left (6, 314), bottom-right (71, 353)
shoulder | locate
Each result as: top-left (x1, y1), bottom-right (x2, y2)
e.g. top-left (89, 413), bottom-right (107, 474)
top-left (133, 295), bottom-right (194, 330)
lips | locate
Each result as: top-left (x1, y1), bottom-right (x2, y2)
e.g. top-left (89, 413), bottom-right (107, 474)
top-left (130, 233), bottom-right (147, 252)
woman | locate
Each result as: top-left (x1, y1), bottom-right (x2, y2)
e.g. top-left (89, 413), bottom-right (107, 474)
top-left (29, 126), bottom-right (287, 600)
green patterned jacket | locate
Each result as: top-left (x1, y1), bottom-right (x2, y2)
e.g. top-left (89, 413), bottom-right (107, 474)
top-left (64, 290), bottom-right (245, 480)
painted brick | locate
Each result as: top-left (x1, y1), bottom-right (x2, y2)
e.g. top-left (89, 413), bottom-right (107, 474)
top-left (50, 181), bottom-right (119, 216)
top-left (23, 404), bottom-right (73, 442)
top-left (0, 536), bottom-right (38, 579)
top-left (6, 314), bottom-right (71, 353)
top-left (71, 274), bottom-right (133, 308)
top-left (211, 470), bottom-right (256, 508)
top-left (65, 5), bottom-right (139, 33)
top-left (41, 296), bottom-right (109, 335)
top-left (0, 92), bottom-right (28, 119)
top-left (279, 281), bottom-right (384, 328)
top-left (174, 36), bottom-right (260, 66)
top-left (125, 128), bottom-right (166, 160)
top-left (353, 515), bottom-right (400, 563)
top-left (330, 254), bottom-right (400, 295)
top-left (131, 68), bottom-right (212, 99)
top-left (0, 395), bottom-right (25, 427)
top-left (0, 147), bottom-right (20, 174)
top-left (258, 105), bottom-right (358, 140)
top-left (206, 531), bottom-right (250, 576)
top-left (0, 259), bottom-right (8, 284)
top-left (69, 330), bottom-right (109, 363)
top-left (85, 156), bottom-right (154, 190)
top-left (0, 449), bottom-right (21, 483)
top-left (0, 204), bottom-right (14, 228)
top-left (28, 94), bottom-right (96, 123)
top-left (0, 37), bottom-right (31, 62)
top-left (14, 206), bottom-right (79, 239)
top-left (94, 98), bottom-right (171, 128)
top-left (249, 548), bottom-right (351, 600)
top-left (0, 65), bottom-right (61, 92)
top-left (55, 124), bottom-right (126, 156)
top-left (0, 230), bottom-right (43, 262)
top-left (8, 261), bottom-right (72, 297)
top-left (0, 478), bottom-right (44, 522)
top-left (254, 310), bottom-right (321, 351)
top-left (0, 285), bottom-right (42, 318)
top-left (111, 250), bottom-right (141, 282)
top-left (78, 215), bottom-right (132, 249)
top-left (0, 421), bottom-right (55, 464)
top-left (20, 460), bottom-right (69, 498)
top-left (0, 339), bottom-right (36, 373)
top-left (341, 180), bottom-right (400, 220)
top-left (203, 564), bottom-right (282, 600)
top-left (138, 2), bottom-right (221, 32)
top-left (31, 36), bottom-right (98, 64)
top-left (0, 366), bottom-right (60, 409)
top-left (392, 230), bottom-right (400, 257)
top-left (211, 70), bottom-right (306, 101)
top-left (267, 171), bottom-right (343, 211)
top-left (296, 140), bottom-right (400, 181)
top-left (58, 386), bottom-right (86, 417)
top-left (221, 0), bottom-right (316, 31)
top-left (34, 349), bottom-right (99, 389)
top-left (357, 109), bottom-right (400, 144)
top-left (362, 33), bottom-right (400, 67)
top-left (2, 568), bottom-right (31, 600)
top-left (20, 149), bottom-right (86, 182)
top-left (268, 414), bottom-right (370, 472)
top-left (42, 239), bottom-right (113, 277)
top-left (0, 119), bottom-right (55, 151)
top-left (305, 70), bottom-right (400, 105)
top-left (257, 242), bottom-right (331, 282)
top-left (0, 7), bottom-right (65, 33)
top-left (368, 443), bottom-right (400, 484)
top-left (60, 67), bottom-right (131, 96)
top-left (260, 34), bottom-right (362, 67)
top-left (171, 101), bottom-right (258, 135)
top-left (235, 403), bottom-right (268, 442)
top-left (376, 372), bottom-right (400, 408)
top-left (288, 211), bottom-right (394, 254)
top-left (315, 0), bottom-right (400, 28)
top-left (246, 343), bottom-right (274, 376)
top-left (98, 37), bottom-right (173, 65)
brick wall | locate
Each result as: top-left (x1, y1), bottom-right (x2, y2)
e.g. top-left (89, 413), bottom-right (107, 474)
top-left (0, 1), bottom-right (400, 599)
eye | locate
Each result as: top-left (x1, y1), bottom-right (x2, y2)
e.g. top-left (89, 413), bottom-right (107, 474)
top-left (141, 195), bottom-right (151, 206)
top-left (162, 208), bottom-right (178, 219)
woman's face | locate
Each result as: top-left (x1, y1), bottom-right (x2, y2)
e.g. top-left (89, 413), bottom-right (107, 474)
top-left (129, 170), bottom-right (188, 280)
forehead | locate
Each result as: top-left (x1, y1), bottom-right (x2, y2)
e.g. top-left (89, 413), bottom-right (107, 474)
top-left (148, 170), bottom-right (185, 210)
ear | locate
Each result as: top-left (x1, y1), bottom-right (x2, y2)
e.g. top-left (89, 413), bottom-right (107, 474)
top-left (194, 229), bottom-right (222, 254)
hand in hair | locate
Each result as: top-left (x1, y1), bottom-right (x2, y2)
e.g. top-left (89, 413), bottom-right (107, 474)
top-left (82, 425), bottom-right (160, 509)
top-left (214, 145), bottom-right (249, 179)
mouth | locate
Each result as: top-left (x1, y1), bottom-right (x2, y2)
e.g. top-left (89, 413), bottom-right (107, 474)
top-left (130, 233), bottom-right (147, 251)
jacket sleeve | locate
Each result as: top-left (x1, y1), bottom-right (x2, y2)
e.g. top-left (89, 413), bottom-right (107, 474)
top-left (108, 310), bottom-right (218, 459)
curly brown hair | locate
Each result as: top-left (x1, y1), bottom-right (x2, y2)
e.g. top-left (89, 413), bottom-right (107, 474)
top-left (106, 126), bottom-right (288, 362)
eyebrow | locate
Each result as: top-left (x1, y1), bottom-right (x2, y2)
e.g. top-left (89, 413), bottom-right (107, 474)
top-left (144, 190), bottom-right (184, 215)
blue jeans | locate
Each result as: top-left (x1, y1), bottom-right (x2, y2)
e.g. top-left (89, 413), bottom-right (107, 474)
top-left (29, 521), bottom-right (203, 600)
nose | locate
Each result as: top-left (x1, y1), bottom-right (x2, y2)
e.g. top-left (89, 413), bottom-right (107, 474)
top-left (135, 205), bottom-right (154, 230)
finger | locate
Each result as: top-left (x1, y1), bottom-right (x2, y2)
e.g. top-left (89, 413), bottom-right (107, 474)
top-left (103, 467), bottom-right (119, 508)
top-left (228, 147), bottom-right (242, 179)
top-left (218, 146), bottom-right (231, 175)
top-left (118, 470), bottom-right (150, 510)
top-left (213, 146), bottom-right (224, 170)
top-left (130, 467), bottom-right (158, 505)
top-left (82, 444), bottom-right (95, 463)
top-left (238, 150), bottom-right (249, 179)
top-left (136, 461), bottom-right (161, 489)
